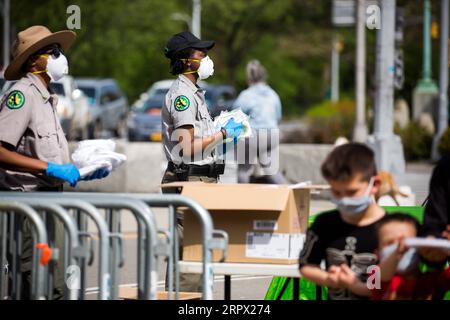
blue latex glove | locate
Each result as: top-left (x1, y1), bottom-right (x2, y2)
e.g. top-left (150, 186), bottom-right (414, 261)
top-left (82, 168), bottom-right (110, 181)
top-left (45, 162), bottom-right (80, 187)
top-left (221, 117), bottom-right (243, 139)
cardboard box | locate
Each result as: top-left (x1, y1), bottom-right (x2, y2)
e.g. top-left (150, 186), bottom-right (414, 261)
top-left (161, 182), bottom-right (327, 264)
top-left (119, 287), bottom-right (201, 300)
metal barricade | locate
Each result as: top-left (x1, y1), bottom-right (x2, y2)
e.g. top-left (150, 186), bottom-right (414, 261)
top-left (124, 193), bottom-right (229, 300)
top-left (17, 201), bottom-right (80, 300)
top-left (82, 192), bottom-right (229, 300)
top-left (0, 192), bottom-right (229, 300)
top-left (42, 192), bottom-right (229, 300)
top-left (1, 192), bottom-right (165, 300)
top-left (1, 196), bottom-right (111, 300)
top-left (0, 201), bottom-right (48, 300)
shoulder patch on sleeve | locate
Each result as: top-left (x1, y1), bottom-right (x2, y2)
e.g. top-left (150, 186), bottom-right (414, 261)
top-left (174, 95), bottom-right (190, 111)
top-left (6, 90), bottom-right (26, 110)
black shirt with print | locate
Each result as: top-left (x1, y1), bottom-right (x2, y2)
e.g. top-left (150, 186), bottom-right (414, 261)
top-left (299, 209), bottom-right (382, 300)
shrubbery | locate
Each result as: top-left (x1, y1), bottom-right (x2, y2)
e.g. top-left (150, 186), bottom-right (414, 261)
top-left (395, 122), bottom-right (433, 161)
top-left (305, 99), bottom-right (356, 143)
top-left (438, 126), bottom-right (450, 156)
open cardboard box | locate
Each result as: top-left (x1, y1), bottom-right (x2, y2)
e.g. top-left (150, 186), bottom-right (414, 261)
top-left (161, 182), bottom-right (328, 264)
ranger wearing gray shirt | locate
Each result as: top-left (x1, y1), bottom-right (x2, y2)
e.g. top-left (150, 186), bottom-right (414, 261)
top-left (0, 25), bottom-right (108, 299)
top-left (162, 74), bottom-right (216, 168)
top-left (161, 31), bottom-right (243, 292)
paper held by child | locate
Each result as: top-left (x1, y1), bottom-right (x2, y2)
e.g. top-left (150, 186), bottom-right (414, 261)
top-left (404, 237), bottom-right (450, 253)
top-left (71, 139), bottom-right (127, 179)
top-left (214, 109), bottom-right (252, 142)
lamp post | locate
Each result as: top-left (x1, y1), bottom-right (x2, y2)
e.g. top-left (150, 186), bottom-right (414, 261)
top-left (368, 0), bottom-right (405, 174)
top-left (432, 0), bottom-right (449, 160)
top-left (192, 0), bottom-right (201, 38)
top-left (2, 0), bottom-right (10, 71)
top-left (353, 0), bottom-right (368, 142)
top-left (412, 0), bottom-right (439, 121)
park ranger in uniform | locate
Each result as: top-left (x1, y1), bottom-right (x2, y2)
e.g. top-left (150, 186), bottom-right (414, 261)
top-left (0, 26), bottom-right (107, 299)
top-left (161, 31), bottom-right (243, 292)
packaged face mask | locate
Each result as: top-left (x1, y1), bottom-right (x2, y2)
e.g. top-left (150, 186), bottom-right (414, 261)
top-left (214, 109), bottom-right (252, 142)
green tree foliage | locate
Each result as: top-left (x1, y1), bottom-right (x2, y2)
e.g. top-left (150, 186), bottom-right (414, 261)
top-left (9, 0), bottom-right (187, 104)
top-left (438, 127), bottom-right (450, 156)
top-left (7, 0), bottom-right (439, 119)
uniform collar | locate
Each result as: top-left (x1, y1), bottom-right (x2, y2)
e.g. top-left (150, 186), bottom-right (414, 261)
top-left (178, 74), bottom-right (204, 93)
top-left (25, 72), bottom-right (58, 105)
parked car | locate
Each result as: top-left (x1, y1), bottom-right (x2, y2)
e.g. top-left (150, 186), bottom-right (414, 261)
top-left (128, 79), bottom-right (236, 142)
top-left (132, 79), bottom-right (173, 110)
top-left (128, 95), bottom-right (163, 142)
top-left (49, 76), bottom-right (91, 140)
top-left (204, 84), bottom-right (236, 118)
top-left (1, 76), bottom-right (91, 140)
top-left (0, 75), bottom-right (14, 96)
top-left (76, 78), bottom-right (129, 139)
top-left (0, 75), bottom-right (5, 94)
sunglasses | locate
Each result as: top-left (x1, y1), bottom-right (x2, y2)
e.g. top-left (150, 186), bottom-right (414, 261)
top-left (36, 45), bottom-right (64, 58)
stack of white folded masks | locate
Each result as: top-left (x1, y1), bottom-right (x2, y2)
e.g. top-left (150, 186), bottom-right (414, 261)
top-left (71, 139), bottom-right (127, 179)
top-left (214, 108), bottom-right (252, 142)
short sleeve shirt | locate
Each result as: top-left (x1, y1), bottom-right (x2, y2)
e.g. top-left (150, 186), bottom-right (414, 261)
top-left (298, 210), bottom-right (382, 300)
top-left (162, 75), bottom-right (216, 165)
top-left (0, 72), bottom-right (70, 191)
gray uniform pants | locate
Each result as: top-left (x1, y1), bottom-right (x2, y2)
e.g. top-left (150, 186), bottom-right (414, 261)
top-left (161, 168), bottom-right (217, 292)
top-left (20, 215), bottom-right (65, 300)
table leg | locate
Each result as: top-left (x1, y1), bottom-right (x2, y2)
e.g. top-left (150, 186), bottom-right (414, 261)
top-left (275, 277), bottom-right (288, 300)
top-left (316, 285), bottom-right (322, 300)
top-left (224, 275), bottom-right (231, 300)
top-left (293, 278), bottom-right (299, 300)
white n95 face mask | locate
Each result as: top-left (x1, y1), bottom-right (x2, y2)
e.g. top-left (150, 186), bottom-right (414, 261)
top-left (46, 53), bottom-right (69, 81)
top-left (197, 56), bottom-right (214, 80)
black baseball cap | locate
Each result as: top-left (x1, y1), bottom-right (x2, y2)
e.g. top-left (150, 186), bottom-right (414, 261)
top-left (164, 31), bottom-right (215, 59)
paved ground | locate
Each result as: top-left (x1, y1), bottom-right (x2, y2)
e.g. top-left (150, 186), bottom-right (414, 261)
top-left (83, 161), bottom-right (434, 300)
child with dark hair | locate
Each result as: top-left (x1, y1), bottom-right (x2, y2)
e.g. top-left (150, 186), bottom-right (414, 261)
top-left (299, 143), bottom-right (385, 300)
top-left (372, 213), bottom-right (450, 300)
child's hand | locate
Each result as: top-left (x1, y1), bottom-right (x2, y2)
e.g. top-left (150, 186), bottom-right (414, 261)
top-left (337, 264), bottom-right (359, 289)
top-left (338, 264), bottom-right (372, 297)
top-left (325, 265), bottom-right (342, 288)
top-left (395, 237), bottom-right (407, 257)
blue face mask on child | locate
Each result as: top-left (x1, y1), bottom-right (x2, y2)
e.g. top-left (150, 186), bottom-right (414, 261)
top-left (380, 243), bottom-right (420, 275)
top-left (330, 177), bottom-right (374, 219)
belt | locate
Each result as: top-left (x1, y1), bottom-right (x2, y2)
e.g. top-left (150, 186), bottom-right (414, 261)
top-left (37, 185), bottom-right (63, 192)
top-left (168, 161), bottom-right (225, 178)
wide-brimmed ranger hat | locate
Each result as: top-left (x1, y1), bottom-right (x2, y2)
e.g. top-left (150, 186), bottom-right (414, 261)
top-left (164, 31), bottom-right (214, 59)
top-left (5, 25), bottom-right (76, 80)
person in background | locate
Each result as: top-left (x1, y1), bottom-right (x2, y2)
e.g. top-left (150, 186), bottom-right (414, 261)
top-left (299, 143), bottom-right (385, 300)
top-left (420, 155), bottom-right (450, 261)
top-left (233, 59), bottom-right (286, 184)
